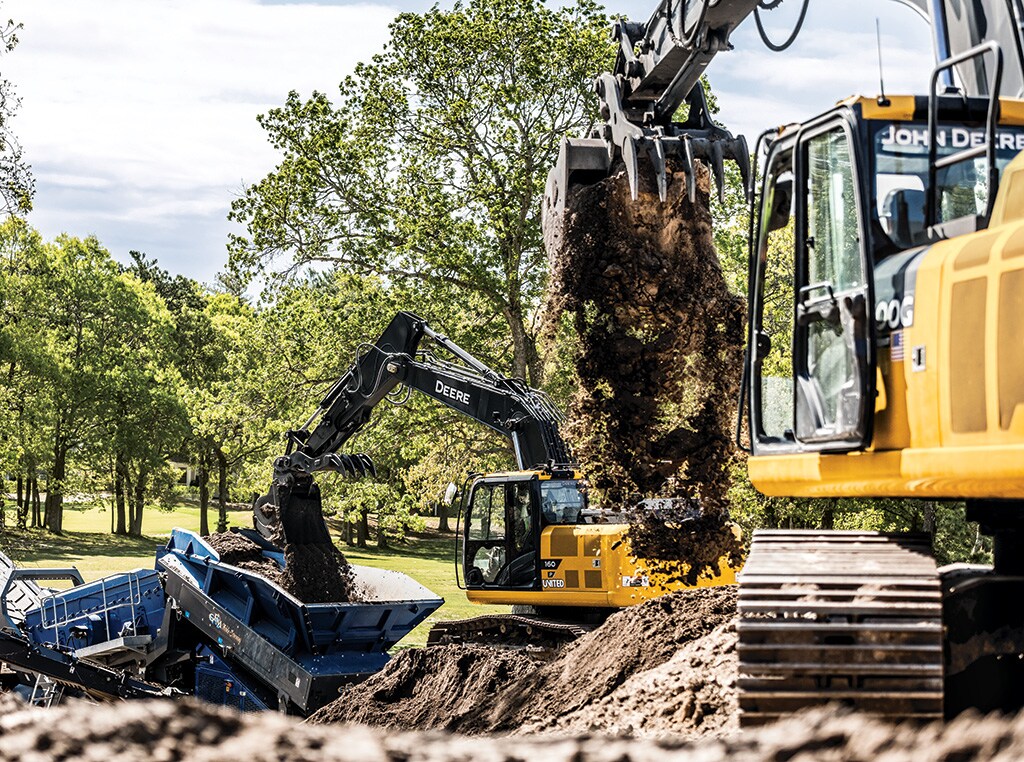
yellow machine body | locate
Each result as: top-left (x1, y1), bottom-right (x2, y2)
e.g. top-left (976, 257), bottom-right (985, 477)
top-left (748, 96), bottom-right (1024, 500)
top-left (465, 522), bottom-right (738, 608)
top-left (460, 469), bottom-right (738, 611)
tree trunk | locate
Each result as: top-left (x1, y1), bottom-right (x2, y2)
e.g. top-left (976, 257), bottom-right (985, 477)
top-left (30, 476), bottom-right (41, 528)
top-left (198, 448), bottom-right (210, 537)
top-left (505, 303), bottom-right (542, 385)
top-left (438, 500), bottom-right (451, 533)
top-left (377, 503), bottom-right (389, 550)
top-left (921, 501), bottom-right (937, 536)
top-left (216, 447), bottom-right (228, 533)
top-left (342, 519), bottom-right (353, 546)
top-left (129, 466), bottom-right (147, 536)
top-left (357, 507), bottom-right (369, 548)
top-left (44, 441), bottom-right (67, 534)
top-left (821, 503), bottom-right (835, 530)
top-left (16, 472), bottom-right (27, 530)
top-left (114, 452), bottom-right (128, 535)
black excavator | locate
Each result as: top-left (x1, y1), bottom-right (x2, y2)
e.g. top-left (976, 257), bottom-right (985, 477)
top-left (254, 311), bottom-right (738, 647)
top-left (253, 310), bottom-right (569, 547)
top-left (546, 0), bottom-right (1024, 725)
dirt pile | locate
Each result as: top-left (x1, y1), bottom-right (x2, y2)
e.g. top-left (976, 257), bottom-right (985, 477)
top-left (205, 531), bottom-right (356, 604)
top-left (530, 620), bottom-right (739, 738)
top-left (6, 692), bottom-right (1024, 761)
top-left (310, 585), bottom-right (737, 736)
top-left (544, 160), bottom-right (745, 580)
top-left (309, 645), bottom-right (536, 730)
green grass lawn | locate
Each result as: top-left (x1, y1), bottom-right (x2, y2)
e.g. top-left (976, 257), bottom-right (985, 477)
top-left (0, 503), bottom-right (503, 647)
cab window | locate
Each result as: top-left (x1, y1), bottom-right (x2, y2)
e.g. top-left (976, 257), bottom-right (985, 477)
top-left (539, 480), bottom-right (585, 525)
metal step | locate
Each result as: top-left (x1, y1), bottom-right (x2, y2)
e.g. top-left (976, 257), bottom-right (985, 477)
top-left (737, 531), bottom-right (943, 726)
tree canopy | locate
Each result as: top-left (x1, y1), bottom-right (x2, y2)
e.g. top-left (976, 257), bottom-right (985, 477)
top-left (228, 0), bottom-right (612, 384)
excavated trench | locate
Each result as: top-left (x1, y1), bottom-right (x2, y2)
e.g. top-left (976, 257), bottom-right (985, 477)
top-left (544, 160), bottom-right (745, 582)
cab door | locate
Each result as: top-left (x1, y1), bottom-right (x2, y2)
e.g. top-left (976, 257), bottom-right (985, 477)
top-left (462, 479), bottom-right (538, 589)
top-left (792, 121), bottom-right (874, 448)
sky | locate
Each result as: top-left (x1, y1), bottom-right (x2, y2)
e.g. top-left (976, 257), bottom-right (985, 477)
top-left (5, 0), bottom-right (937, 286)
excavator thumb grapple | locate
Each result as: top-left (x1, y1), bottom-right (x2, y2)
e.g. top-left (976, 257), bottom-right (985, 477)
top-left (544, 0), bottom-right (756, 227)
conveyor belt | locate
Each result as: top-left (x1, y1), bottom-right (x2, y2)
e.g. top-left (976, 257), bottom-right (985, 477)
top-left (737, 531), bottom-right (943, 726)
top-left (0, 629), bottom-right (165, 702)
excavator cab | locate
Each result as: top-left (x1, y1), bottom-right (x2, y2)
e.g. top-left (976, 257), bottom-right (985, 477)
top-left (460, 471), bottom-right (586, 591)
top-left (745, 92), bottom-right (1024, 466)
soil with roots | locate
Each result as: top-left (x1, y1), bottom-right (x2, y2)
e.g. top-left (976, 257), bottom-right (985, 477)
top-left (543, 161), bottom-right (745, 582)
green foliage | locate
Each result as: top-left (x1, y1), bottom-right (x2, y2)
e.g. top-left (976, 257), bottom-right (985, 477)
top-left (228, 0), bottom-right (613, 382)
top-left (0, 7), bottom-right (31, 216)
top-left (0, 222), bottom-right (181, 533)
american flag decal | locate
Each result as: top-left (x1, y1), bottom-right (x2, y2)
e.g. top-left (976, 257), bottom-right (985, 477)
top-left (891, 330), bottom-right (905, 361)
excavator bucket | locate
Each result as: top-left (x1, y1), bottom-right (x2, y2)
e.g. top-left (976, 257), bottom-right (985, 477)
top-left (253, 478), bottom-right (333, 547)
top-left (544, 0), bottom-right (757, 230)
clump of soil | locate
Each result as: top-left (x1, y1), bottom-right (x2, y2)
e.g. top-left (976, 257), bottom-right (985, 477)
top-left (205, 531), bottom-right (356, 604)
top-left (544, 160), bottom-right (745, 580)
top-left (281, 543), bottom-right (356, 604)
top-left (310, 585), bottom-right (737, 735)
top-left (7, 696), bottom-right (1024, 762)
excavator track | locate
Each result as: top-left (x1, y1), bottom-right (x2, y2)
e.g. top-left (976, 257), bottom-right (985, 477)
top-left (426, 614), bottom-right (591, 651)
top-left (737, 531), bottom-right (943, 726)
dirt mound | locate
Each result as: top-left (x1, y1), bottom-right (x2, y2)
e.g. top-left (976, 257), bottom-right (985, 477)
top-left (205, 531), bottom-right (356, 604)
top-left (6, 693), bottom-right (1024, 761)
top-left (308, 645), bottom-right (536, 731)
top-left (543, 161), bottom-right (745, 581)
top-left (206, 532), bottom-right (285, 582)
top-left (281, 543), bottom-right (356, 604)
top-left (529, 620), bottom-right (738, 738)
top-left (311, 585), bottom-right (737, 734)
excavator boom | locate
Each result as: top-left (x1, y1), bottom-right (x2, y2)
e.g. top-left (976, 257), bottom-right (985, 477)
top-left (256, 312), bottom-right (572, 546)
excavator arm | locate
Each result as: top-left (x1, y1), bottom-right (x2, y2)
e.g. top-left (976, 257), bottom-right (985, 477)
top-left (256, 311), bottom-right (572, 545)
top-left (546, 0), bottom-right (1024, 225)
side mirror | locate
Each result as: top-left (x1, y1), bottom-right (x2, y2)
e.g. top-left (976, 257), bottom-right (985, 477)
top-left (766, 178), bottom-right (794, 233)
top-left (755, 330), bottom-right (772, 361)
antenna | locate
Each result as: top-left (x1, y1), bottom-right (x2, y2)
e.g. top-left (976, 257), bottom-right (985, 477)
top-left (876, 18), bottom-right (891, 106)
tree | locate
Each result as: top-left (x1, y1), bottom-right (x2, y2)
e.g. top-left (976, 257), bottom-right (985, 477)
top-left (0, 229), bottom-right (175, 533)
top-left (0, 8), bottom-right (32, 216)
top-left (228, 0), bottom-right (612, 384)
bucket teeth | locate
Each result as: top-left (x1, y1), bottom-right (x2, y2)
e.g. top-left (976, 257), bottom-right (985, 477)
top-left (544, 80), bottom-right (750, 217)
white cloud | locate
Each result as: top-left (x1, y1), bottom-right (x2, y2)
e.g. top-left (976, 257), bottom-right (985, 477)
top-left (5, 0), bottom-right (397, 283)
top-left (708, 0), bottom-right (936, 143)
top-left (0, 0), bottom-right (961, 283)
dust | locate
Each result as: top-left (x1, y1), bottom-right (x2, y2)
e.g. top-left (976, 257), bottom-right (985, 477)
top-left (205, 531), bottom-right (356, 604)
top-left (544, 160), bottom-right (745, 581)
top-left (310, 585), bottom-right (737, 735)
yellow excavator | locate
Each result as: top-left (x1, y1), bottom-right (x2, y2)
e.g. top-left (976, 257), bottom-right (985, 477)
top-left (547, 0), bottom-right (1024, 725)
top-left (257, 311), bottom-right (737, 648)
